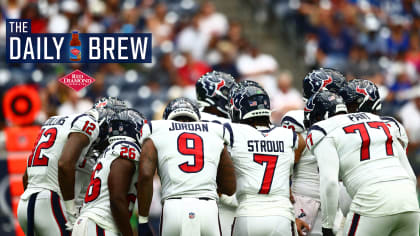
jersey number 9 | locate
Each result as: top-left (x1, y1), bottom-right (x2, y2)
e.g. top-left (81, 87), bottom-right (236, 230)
top-left (177, 133), bottom-right (204, 173)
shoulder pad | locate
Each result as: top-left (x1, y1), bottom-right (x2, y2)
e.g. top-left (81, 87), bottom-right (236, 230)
top-left (139, 122), bottom-right (152, 146)
top-left (380, 116), bottom-right (408, 148)
top-left (110, 141), bottom-right (141, 162)
top-left (223, 122), bottom-right (234, 147)
top-left (306, 124), bottom-right (327, 152)
top-left (281, 110), bottom-right (305, 133)
top-left (70, 113), bottom-right (99, 141)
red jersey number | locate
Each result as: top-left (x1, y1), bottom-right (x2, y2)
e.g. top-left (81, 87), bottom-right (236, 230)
top-left (28, 128), bottom-right (57, 167)
top-left (177, 133), bottom-right (204, 173)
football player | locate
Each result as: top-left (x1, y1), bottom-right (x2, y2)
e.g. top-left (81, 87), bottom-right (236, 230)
top-left (305, 91), bottom-right (419, 236)
top-left (137, 97), bottom-right (236, 236)
top-left (338, 78), bottom-right (409, 150)
top-left (227, 85), bottom-right (306, 236)
top-left (58, 97), bottom-right (127, 229)
top-left (196, 71), bottom-right (238, 235)
top-left (302, 68), bottom-right (347, 101)
top-left (72, 108), bottom-right (146, 236)
top-left (18, 106), bottom-right (104, 236)
top-left (281, 110), bottom-right (321, 236)
top-left (196, 71), bottom-right (237, 123)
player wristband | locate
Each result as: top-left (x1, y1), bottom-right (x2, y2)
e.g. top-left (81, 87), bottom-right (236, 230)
top-left (138, 215), bottom-right (149, 224)
top-left (64, 199), bottom-right (76, 213)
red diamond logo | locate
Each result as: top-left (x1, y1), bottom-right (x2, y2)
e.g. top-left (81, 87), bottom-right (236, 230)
top-left (71, 48), bottom-right (80, 56)
top-left (58, 70), bottom-right (95, 91)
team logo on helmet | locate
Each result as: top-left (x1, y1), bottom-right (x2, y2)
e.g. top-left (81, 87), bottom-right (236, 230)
top-left (304, 96), bottom-right (315, 112)
top-left (356, 86), bottom-right (377, 101)
top-left (309, 75), bottom-right (333, 94)
top-left (202, 76), bottom-right (225, 97)
top-left (95, 100), bottom-right (108, 108)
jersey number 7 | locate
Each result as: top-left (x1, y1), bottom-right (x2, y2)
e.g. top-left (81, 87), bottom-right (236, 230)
top-left (343, 121), bottom-right (394, 161)
top-left (254, 154), bottom-right (278, 194)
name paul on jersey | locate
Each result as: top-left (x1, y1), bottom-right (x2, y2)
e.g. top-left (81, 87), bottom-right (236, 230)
top-left (248, 140), bottom-right (284, 153)
top-left (347, 113), bottom-right (370, 122)
top-left (168, 122), bottom-right (209, 132)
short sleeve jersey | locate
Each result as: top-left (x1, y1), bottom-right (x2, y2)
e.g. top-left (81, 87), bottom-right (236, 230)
top-left (141, 120), bottom-right (228, 201)
top-left (226, 123), bottom-right (297, 218)
top-left (22, 113), bottom-right (99, 200)
top-left (80, 141), bottom-right (140, 233)
top-left (281, 110), bottom-right (320, 200)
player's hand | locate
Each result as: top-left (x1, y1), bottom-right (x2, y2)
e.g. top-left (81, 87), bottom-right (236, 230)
top-left (322, 227), bottom-right (335, 236)
top-left (295, 218), bottom-right (310, 236)
top-left (138, 222), bottom-right (154, 236)
top-left (65, 211), bottom-right (77, 231)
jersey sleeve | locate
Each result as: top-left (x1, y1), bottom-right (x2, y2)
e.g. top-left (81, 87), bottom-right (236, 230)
top-left (381, 116), bottom-right (408, 149)
top-left (305, 124), bottom-right (327, 153)
top-left (70, 113), bottom-right (99, 143)
top-left (313, 137), bottom-right (339, 229)
top-left (109, 141), bottom-right (141, 162)
top-left (139, 122), bottom-right (153, 146)
top-left (223, 123), bottom-right (234, 148)
top-left (280, 110), bottom-right (306, 133)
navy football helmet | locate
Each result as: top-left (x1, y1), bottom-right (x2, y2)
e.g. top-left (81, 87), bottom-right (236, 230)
top-left (196, 71), bottom-right (237, 116)
top-left (108, 108), bottom-right (146, 146)
top-left (339, 79), bottom-right (381, 113)
top-left (228, 80), bottom-right (264, 105)
top-left (91, 97), bottom-right (128, 148)
top-left (302, 68), bottom-right (347, 100)
top-left (304, 91), bottom-right (348, 129)
top-left (163, 97), bottom-right (201, 121)
top-left (230, 85), bottom-right (270, 122)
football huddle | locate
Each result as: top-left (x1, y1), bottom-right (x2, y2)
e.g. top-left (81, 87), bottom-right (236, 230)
top-left (17, 69), bottom-right (419, 236)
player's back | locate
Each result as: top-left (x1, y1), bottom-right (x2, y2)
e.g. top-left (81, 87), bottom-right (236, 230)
top-left (227, 123), bottom-right (296, 219)
top-left (79, 141), bottom-right (139, 232)
top-left (309, 112), bottom-right (418, 216)
top-left (24, 113), bottom-right (98, 198)
top-left (144, 120), bottom-right (227, 201)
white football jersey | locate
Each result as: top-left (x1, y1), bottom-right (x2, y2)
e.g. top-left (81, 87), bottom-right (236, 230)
top-left (21, 113), bottom-right (99, 200)
top-left (141, 120), bottom-right (229, 201)
top-left (307, 112), bottom-right (418, 217)
top-left (281, 110), bottom-right (320, 200)
top-left (79, 140), bottom-right (140, 233)
top-left (226, 123), bottom-right (297, 220)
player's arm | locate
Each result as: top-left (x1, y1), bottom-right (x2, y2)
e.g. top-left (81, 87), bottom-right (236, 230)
top-left (294, 133), bottom-right (305, 163)
top-left (108, 157), bottom-right (136, 236)
top-left (58, 132), bottom-right (90, 200)
top-left (137, 138), bottom-right (158, 219)
top-left (313, 137), bottom-right (339, 231)
top-left (216, 145), bottom-right (236, 196)
top-left (22, 169), bottom-right (28, 190)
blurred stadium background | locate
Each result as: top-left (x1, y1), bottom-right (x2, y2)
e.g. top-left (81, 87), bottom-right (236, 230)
top-left (0, 0), bottom-right (420, 235)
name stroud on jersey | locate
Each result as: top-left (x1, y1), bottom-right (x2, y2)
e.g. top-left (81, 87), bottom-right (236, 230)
top-left (248, 140), bottom-right (284, 153)
top-left (169, 122), bottom-right (209, 132)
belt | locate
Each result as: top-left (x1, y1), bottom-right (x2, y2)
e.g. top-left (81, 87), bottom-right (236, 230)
top-left (167, 197), bottom-right (213, 201)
